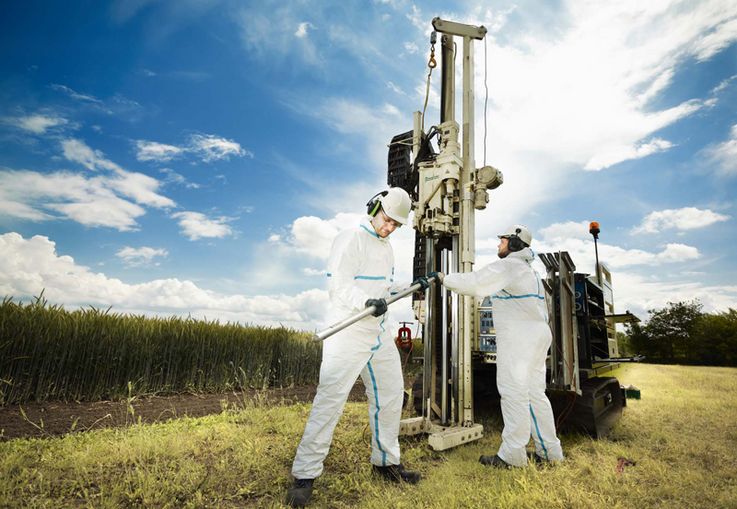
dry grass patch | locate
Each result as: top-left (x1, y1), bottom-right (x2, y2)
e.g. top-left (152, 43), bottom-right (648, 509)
top-left (1, 363), bottom-right (736, 508)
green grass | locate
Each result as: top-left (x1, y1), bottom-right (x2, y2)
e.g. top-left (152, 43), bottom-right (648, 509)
top-left (2, 363), bottom-right (736, 508)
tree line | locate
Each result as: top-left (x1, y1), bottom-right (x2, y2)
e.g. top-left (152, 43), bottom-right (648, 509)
top-left (618, 300), bottom-right (737, 366)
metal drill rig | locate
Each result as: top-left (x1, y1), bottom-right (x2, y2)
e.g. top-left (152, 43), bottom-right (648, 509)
top-left (389, 18), bottom-right (503, 451)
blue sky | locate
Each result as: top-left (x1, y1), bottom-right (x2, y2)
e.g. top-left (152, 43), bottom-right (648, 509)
top-left (1, 0), bottom-right (736, 331)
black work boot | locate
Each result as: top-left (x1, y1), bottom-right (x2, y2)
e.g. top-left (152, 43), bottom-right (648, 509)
top-left (479, 454), bottom-right (513, 469)
top-left (286, 478), bottom-right (314, 507)
top-left (373, 463), bottom-right (421, 484)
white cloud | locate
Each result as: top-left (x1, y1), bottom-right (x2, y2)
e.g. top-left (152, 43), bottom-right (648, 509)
top-left (584, 137), bottom-right (674, 171)
top-left (252, 210), bottom-right (419, 327)
top-left (135, 135), bottom-right (252, 164)
top-left (386, 81), bottom-right (406, 95)
top-left (610, 271), bottom-right (737, 320)
top-left (712, 75), bottom-right (737, 94)
top-left (0, 196), bottom-right (54, 221)
top-left (171, 211), bottom-right (234, 240)
top-left (632, 207), bottom-right (730, 234)
top-left (287, 213), bottom-right (360, 259)
top-left (50, 84), bottom-right (103, 104)
top-left (110, 170), bottom-right (175, 208)
top-left (403, 41), bottom-right (418, 54)
top-left (0, 232), bottom-right (329, 329)
top-left (478, 1), bottom-right (736, 176)
top-left (135, 140), bottom-right (184, 162)
top-left (295, 96), bottom-right (406, 169)
top-left (189, 134), bottom-right (252, 162)
top-left (62, 139), bottom-right (122, 172)
top-left (0, 169), bottom-right (146, 231)
top-left (538, 220), bottom-right (595, 241)
top-left (116, 246), bottom-right (168, 267)
top-left (295, 21), bottom-right (314, 38)
top-left (10, 114), bottom-right (68, 134)
top-left (303, 267), bottom-right (325, 276)
top-left (159, 168), bottom-right (200, 189)
top-left (533, 221), bottom-right (701, 271)
top-left (705, 124), bottom-right (737, 176)
top-left (691, 16), bottom-right (737, 62)
top-left (0, 139), bottom-right (174, 231)
top-left (61, 138), bottom-right (175, 209)
top-left (236, 5), bottom-right (323, 67)
top-left (488, 218), bottom-right (737, 319)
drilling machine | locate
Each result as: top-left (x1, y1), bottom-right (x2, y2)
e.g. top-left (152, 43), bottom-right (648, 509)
top-left (387, 17), bottom-right (500, 450)
top-left (386, 18), bottom-right (639, 449)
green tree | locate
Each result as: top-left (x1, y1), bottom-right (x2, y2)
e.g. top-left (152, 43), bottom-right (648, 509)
top-left (616, 331), bottom-right (633, 357)
top-left (693, 309), bottom-right (737, 366)
top-left (626, 300), bottom-right (703, 363)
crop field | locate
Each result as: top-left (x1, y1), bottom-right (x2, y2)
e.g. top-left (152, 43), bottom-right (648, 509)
top-left (1, 363), bottom-right (736, 508)
top-left (0, 298), bottom-right (321, 405)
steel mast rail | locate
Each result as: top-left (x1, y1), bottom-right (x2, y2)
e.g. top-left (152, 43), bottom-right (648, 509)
top-left (312, 277), bottom-right (437, 342)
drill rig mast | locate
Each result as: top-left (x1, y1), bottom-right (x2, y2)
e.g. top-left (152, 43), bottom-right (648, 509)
top-left (395, 18), bottom-right (503, 450)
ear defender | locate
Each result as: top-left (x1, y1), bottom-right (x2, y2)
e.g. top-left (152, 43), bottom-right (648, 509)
top-left (507, 229), bottom-right (527, 252)
top-left (366, 191), bottom-right (389, 217)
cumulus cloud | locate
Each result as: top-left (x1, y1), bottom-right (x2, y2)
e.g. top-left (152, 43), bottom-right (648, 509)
top-left (135, 140), bottom-right (184, 162)
top-left (632, 207), bottom-right (730, 234)
top-left (287, 213), bottom-right (361, 259)
top-left (171, 211), bottom-right (234, 240)
top-left (0, 232), bottom-right (328, 329)
top-left (116, 246), bottom-right (168, 267)
top-left (533, 221), bottom-right (701, 271)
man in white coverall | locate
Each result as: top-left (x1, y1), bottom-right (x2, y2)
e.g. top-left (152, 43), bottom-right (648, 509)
top-left (432, 225), bottom-right (564, 468)
top-left (287, 188), bottom-right (425, 507)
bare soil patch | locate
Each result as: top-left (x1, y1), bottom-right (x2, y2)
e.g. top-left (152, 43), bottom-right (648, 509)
top-left (0, 383), bottom-right (369, 441)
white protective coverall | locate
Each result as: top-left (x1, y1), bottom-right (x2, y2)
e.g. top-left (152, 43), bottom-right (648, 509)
top-left (442, 247), bottom-right (564, 467)
top-left (291, 218), bottom-right (406, 479)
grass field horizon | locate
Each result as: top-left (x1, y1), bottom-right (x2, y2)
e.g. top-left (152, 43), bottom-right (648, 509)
top-left (2, 363), bottom-right (736, 508)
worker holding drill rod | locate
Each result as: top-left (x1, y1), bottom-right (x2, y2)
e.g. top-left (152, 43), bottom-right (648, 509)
top-left (287, 188), bottom-right (425, 507)
top-left (431, 225), bottom-right (565, 468)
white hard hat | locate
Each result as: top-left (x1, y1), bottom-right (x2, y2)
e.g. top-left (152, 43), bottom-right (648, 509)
top-left (498, 224), bottom-right (532, 246)
top-left (380, 188), bottom-right (412, 224)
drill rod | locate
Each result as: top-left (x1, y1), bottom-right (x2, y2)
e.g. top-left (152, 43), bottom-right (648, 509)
top-left (312, 276), bottom-right (436, 342)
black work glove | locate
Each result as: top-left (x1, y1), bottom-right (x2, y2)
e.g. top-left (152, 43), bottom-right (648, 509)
top-left (365, 298), bottom-right (388, 317)
top-left (427, 271), bottom-right (445, 284)
top-left (413, 276), bottom-right (430, 290)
